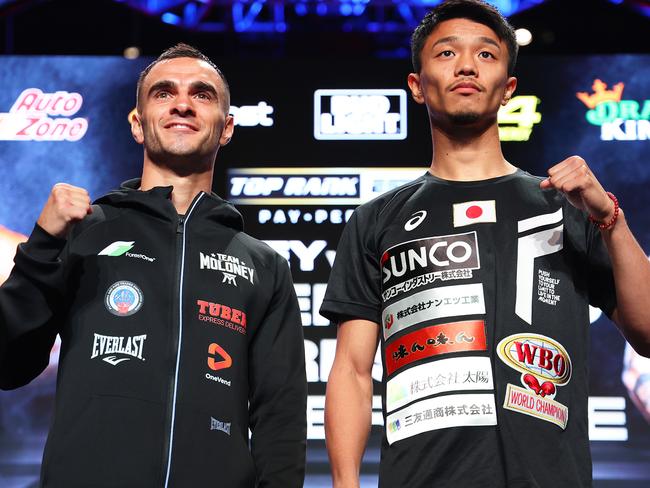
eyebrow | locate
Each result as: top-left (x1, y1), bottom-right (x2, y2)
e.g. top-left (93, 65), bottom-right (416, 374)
top-left (432, 35), bottom-right (501, 50)
top-left (189, 81), bottom-right (219, 98)
top-left (147, 80), bottom-right (219, 99)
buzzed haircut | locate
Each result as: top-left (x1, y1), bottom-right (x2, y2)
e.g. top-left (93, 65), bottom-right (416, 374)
top-left (136, 43), bottom-right (230, 112)
top-left (411, 0), bottom-right (518, 76)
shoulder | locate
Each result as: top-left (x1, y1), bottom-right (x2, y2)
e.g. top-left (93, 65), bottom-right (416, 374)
top-left (352, 173), bottom-right (429, 222)
top-left (232, 231), bottom-right (286, 271)
top-left (69, 204), bottom-right (120, 240)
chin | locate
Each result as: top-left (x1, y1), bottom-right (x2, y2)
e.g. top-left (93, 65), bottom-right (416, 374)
top-left (448, 111), bottom-right (481, 125)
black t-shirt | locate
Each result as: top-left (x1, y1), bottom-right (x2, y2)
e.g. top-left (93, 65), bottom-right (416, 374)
top-left (320, 169), bottom-right (616, 488)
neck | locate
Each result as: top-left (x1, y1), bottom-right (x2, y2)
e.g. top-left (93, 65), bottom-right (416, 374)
top-left (140, 160), bottom-right (214, 215)
top-left (428, 121), bottom-right (516, 181)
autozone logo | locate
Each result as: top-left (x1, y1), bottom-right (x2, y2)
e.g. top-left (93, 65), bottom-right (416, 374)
top-left (497, 333), bottom-right (572, 385)
top-left (381, 232), bottom-right (480, 295)
top-left (0, 88), bottom-right (88, 141)
top-left (314, 89), bottom-right (407, 140)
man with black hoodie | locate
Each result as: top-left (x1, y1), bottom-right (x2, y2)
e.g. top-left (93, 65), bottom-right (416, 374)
top-left (0, 44), bottom-right (307, 487)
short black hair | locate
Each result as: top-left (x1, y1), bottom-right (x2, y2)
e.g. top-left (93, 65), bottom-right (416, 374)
top-left (411, 0), bottom-right (518, 76)
top-left (136, 43), bottom-right (230, 112)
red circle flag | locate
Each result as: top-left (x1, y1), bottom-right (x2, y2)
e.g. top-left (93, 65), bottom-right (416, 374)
top-left (466, 205), bottom-right (483, 219)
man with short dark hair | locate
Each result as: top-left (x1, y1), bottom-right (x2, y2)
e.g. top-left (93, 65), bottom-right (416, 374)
top-left (321, 1), bottom-right (650, 487)
top-left (0, 43), bottom-right (307, 487)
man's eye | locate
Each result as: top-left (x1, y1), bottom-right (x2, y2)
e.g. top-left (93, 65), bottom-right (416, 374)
top-left (439, 50), bottom-right (454, 57)
top-left (196, 93), bottom-right (210, 100)
top-left (155, 91), bottom-right (170, 99)
top-left (479, 51), bottom-right (494, 59)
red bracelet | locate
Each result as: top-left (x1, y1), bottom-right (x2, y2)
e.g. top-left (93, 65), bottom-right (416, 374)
top-left (588, 192), bottom-right (619, 230)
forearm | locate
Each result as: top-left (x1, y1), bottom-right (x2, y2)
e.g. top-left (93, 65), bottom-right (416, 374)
top-left (602, 209), bottom-right (650, 354)
top-left (325, 362), bottom-right (373, 488)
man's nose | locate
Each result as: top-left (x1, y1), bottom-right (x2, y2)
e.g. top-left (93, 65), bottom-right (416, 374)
top-left (171, 93), bottom-right (195, 116)
top-left (455, 52), bottom-right (478, 77)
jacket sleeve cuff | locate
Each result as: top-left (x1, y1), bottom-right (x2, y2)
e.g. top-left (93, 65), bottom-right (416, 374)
top-left (17, 224), bottom-right (67, 263)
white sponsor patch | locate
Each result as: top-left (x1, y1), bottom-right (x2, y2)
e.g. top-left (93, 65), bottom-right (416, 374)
top-left (382, 283), bottom-right (486, 340)
top-left (453, 200), bottom-right (496, 227)
top-left (385, 393), bottom-right (497, 445)
top-left (504, 383), bottom-right (568, 429)
top-left (386, 356), bottom-right (494, 412)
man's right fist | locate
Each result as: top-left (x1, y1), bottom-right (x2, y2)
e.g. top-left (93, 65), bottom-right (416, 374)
top-left (36, 183), bottom-right (92, 239)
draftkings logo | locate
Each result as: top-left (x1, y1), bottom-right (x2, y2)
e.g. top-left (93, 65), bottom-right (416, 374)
top-left (0, 88), bottom-right (88, 141)
top-left (577, 79), bottom-right (650, 141)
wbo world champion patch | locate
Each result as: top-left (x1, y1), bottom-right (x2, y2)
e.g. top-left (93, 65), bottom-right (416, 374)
top-left (105, 280), bottom-right (144, 316)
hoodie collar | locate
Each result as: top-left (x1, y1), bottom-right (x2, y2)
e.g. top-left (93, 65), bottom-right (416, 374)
top-left (95, 178), bottom-right (244, 231)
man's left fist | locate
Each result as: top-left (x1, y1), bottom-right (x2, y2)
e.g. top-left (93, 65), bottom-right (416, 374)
top-left (540, 155), bottom-right (615, 223)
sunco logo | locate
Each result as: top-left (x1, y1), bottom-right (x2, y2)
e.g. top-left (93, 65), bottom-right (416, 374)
top-left (497, 333), bottom-right (572, 385)
top-left (0, 88), bottom-right (88, 141)
top-left (577, 79), bottom-right (650, 141)
top-left (381, 232), bottom-right (480, 289)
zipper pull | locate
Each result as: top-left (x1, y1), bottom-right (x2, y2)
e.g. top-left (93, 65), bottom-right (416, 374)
top-left (177, 216), bottom-right (185, 234)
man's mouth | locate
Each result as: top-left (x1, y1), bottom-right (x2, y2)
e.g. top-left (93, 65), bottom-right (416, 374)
top-left (450, 81), bottom-right (482, 93)
top-left (164, 121), bottom-right (198, 131)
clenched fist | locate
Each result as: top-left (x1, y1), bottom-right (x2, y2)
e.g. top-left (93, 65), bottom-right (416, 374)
top-left (540, 155), bottom-right (615, 224)
top-left (36, 183), bottom-right (92, 239)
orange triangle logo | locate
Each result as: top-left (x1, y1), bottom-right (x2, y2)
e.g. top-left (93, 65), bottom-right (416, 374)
top-left (207, 343), bottom-right (232, 371)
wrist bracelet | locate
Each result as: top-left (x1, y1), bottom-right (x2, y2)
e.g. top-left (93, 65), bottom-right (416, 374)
top-left (588, 192), bottom-right (619, 230)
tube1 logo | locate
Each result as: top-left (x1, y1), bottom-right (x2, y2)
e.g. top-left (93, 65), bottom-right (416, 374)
top-left (0, 88), bottom-right (88, 141)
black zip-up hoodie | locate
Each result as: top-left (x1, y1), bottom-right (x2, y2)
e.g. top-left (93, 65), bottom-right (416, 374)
top-left (0, 179), bottom-right (307, 487)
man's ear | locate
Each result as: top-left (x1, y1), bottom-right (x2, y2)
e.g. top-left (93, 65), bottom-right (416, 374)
top-left (407, 73), bottom-right (425, 105)
top-left (130, 109), bottom-right (144, 144)
top-left (219, 114), bottom-right (235, 146)
top-left (502, 76), bottom-right (518, 106)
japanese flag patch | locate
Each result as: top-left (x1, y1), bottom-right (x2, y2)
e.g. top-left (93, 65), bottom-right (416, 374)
top-left (453, 200), bottom-right (496, 227)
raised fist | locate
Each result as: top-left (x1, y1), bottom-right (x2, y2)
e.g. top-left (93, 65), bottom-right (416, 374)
top-left (36, 183), bottom-right (92, 239)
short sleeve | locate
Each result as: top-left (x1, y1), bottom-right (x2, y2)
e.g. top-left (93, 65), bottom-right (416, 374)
top-left (319, 205), bottom-right (382, 325)
top-left (585, 221), bottom-right (617, 318)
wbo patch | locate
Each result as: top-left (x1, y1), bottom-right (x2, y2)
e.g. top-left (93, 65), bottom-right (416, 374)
top-left (497, 333), bottom-right (572, 429)
top-left (105, 281), bottom-right (144, 316)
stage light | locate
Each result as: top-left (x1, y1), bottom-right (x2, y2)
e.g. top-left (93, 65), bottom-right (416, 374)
top-left (123, 46), bottom-right (141, 59)
top-left (515, 28), bottom-right (533, 46)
